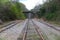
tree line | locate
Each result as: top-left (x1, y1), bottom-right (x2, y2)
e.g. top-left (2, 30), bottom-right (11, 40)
top-left (32, 0), bottom-right (60, 21)
top-left (0, 0), bottom-right (27, 23)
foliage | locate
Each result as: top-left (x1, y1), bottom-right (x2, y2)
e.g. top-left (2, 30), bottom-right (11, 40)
top-left (0, 0), bottom-right (26, 22)
top-left (32, 0), bottom-right (60, 21)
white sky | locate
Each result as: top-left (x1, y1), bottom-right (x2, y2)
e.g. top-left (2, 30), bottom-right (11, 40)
top-left (20, 0), bottom-right (44, 10)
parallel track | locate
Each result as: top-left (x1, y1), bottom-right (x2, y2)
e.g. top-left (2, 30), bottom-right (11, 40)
top-left (22, 20), bottom-right (28, 40)
top-left (22, 20), bottom-right (44, 40)
top-left (40, 21), bottom-right (60, 31)
top-left (0, 21), bottom-right (21, 33)
top-left (32, 20), bottom-right (44, 40)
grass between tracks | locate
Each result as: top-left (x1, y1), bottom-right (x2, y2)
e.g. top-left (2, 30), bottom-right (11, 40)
top-left (27, 34), bottom-right (40, 40)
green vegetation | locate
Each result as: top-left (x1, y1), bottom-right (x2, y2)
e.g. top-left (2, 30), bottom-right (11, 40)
top-left (31, 0), bottom-right (60, 24)
top-left (0, 0), bottom-right (27, 23)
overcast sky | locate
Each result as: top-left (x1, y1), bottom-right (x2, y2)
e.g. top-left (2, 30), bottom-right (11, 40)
top-left (20, 0), bottom-right (44, 10)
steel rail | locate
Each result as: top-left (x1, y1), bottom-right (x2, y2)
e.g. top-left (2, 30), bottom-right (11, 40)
top-left (22, 20), bottom-right (29, 40)
top-left (0, 21), bottom-right (21, 33)
top-left (22, 19), bottom-right (45, 40)
top-left (39, 21), bottom-right (60, 32)
top-left (32, 20), bottom-right (45, 40)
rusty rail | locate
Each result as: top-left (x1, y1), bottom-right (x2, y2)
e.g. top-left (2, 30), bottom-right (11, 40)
top-left (22, 20), bottom-right (29, 40)
top-left (32, 20), bottom-right (45, 40)
top-left (22, 19), bottom-right (45, 40)
top-left (0, 21), bottom-right (21, 33)
top-left (40, 21), bottom-right (60, 32)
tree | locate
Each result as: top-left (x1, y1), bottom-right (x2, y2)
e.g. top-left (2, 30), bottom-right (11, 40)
top-left (0, 0), bottom-right (26, 23)
top-left (32, 0), bottom-right (60, 21)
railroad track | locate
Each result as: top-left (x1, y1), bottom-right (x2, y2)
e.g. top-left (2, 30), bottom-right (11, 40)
top-left (0, 21), bottom-right (21, 33)
top-left (39, 21), bottom-right (60, 32)
top-left (32, 20), bottom-right (44, 40)
top-left (22, 20), bottom-right (29, 40)
top-left (18, 19), bottom-right (45, 40)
